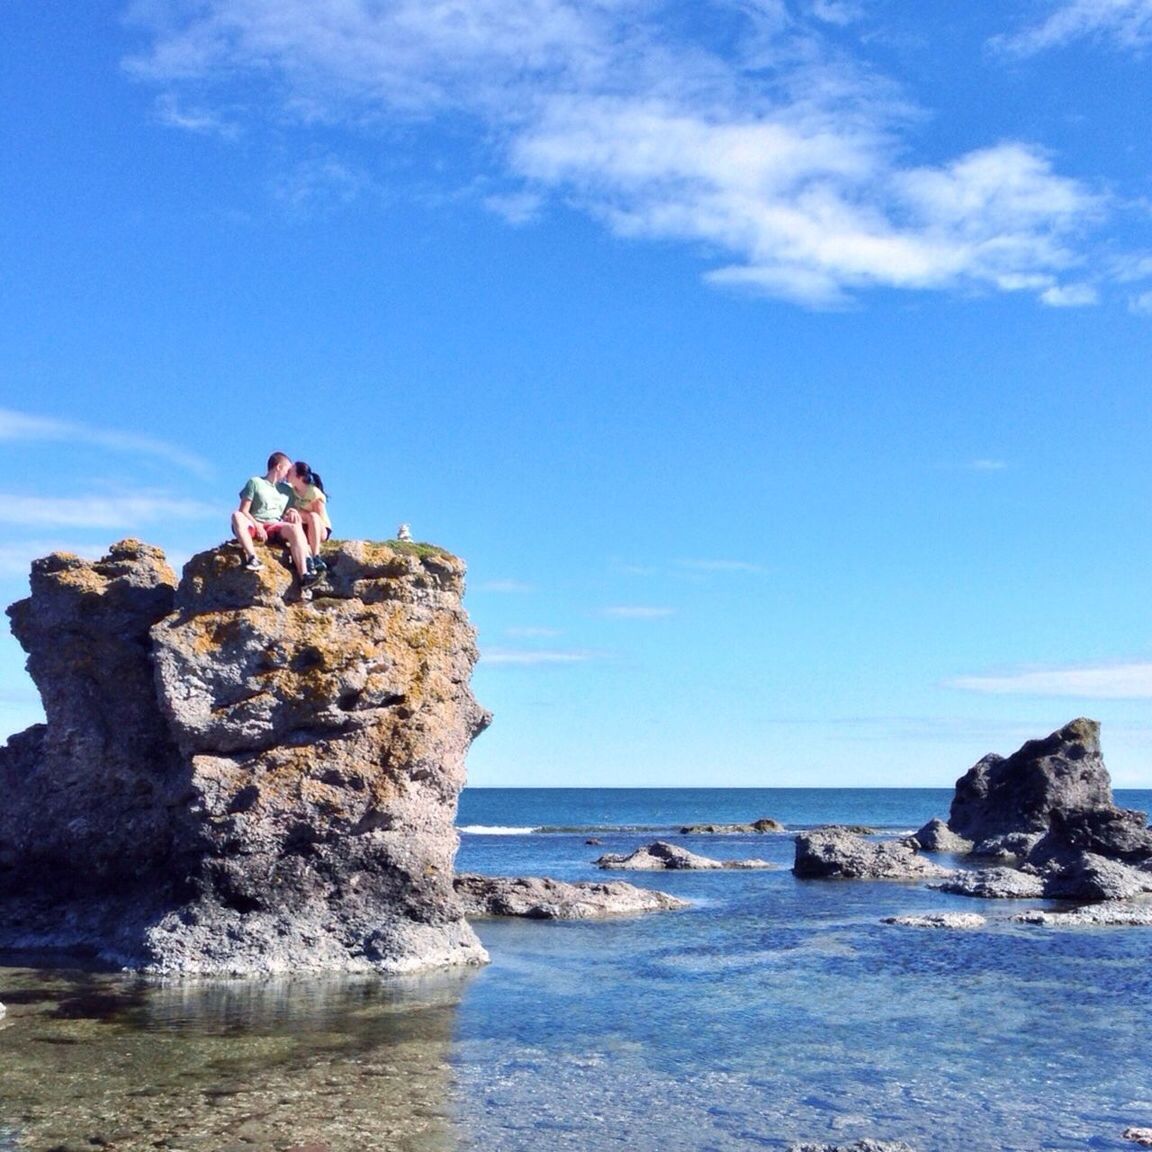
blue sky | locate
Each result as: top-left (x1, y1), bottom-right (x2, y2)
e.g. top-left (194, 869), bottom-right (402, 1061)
top-left (5, 0), bottom-right (1152, 788)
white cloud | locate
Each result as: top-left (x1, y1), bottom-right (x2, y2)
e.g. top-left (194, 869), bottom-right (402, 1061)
top-left (505, 625), bottom-right (561, 638)
top-left (126, 0), bottom-right (1112, 307)
top-left (950, 662), bottom-right (1152, 699)
top-left (0, 408), bottom-right (213, 477)
top-left (1129, 290), bottom-right (1152, 314)
top-left (994, 0), bottom-right (1152, 56)
top-left (0, 493), bottom-right (217, 529)
top-left (968, 458), bottom-right (1008, 471)
top-left (602, 605), bottom-right (675, 618)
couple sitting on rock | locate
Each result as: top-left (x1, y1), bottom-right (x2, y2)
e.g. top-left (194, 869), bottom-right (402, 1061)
top-left (231, 451), bottom-right (331, 596)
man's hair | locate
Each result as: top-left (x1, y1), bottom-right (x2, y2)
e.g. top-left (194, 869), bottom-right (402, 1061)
top-left (267, 451), bottom-right (291, 471)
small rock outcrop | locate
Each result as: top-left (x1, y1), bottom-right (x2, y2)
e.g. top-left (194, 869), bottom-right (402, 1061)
top-left (0, 538), bottom-right (491, 975)
top-left (596, 841), bottom-right (772, 870)
top-left (453, 874), bottom-right (689, 918)
top-left (793, 828), bottom-right (952, 881)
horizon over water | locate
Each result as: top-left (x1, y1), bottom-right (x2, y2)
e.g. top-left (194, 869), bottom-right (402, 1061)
top-left (3, 786), bottom-right (1152, 1150)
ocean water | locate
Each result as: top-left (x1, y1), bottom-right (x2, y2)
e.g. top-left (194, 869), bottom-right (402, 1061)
top-left (2, 787), bottom-right (1152, 1152)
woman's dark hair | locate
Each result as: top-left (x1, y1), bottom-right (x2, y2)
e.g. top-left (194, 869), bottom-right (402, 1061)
top-left (293, 460), bottom-right (326, 495)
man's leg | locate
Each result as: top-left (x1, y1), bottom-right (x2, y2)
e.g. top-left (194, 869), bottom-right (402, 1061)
top-left (231, 510), bottom-right (259, 562)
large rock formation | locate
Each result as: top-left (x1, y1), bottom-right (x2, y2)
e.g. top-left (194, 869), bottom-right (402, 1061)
top-left (915, 719), bottom-right (1152, 902)
top-left (0, 538), bottom-right (491, 975)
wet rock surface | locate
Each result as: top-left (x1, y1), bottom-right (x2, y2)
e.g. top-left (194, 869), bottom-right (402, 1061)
top-left (0, 538), bottom-right (491, 975)
top-left (453, 874), bottom-right (689, 918)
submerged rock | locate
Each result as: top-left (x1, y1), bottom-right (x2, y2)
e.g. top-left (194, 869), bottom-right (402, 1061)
top-left (0, 538), bottom-right (491, 975)
top-left (454, 874), bottom-right (689, 918)
top-left (789, 1141), bottom-right (919, 1152)
top-left (595, 841), bottom-right (772, 870)
top-left (793, 828), bottom-right (952, 881)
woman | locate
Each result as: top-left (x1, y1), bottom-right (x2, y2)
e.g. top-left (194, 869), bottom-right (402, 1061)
top-left (289, 460), bottom-right (332, 573)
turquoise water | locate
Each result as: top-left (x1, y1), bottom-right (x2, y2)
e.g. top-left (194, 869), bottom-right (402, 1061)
top-left (2, 787), bottom-right (1151, 1151)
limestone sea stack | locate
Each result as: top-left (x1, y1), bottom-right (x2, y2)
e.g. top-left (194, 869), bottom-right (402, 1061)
top-left (0, 538), bottom-right (491, 975)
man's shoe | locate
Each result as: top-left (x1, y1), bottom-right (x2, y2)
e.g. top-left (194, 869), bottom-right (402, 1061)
top-left (244, 556), bottom-right (264, 572)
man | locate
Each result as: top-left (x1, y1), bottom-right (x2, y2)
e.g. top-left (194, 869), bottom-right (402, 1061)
top-left (231, 451), bottom-right (316, 589)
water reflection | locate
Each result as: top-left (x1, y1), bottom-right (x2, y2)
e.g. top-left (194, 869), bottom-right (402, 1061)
top-left (0, 963), bottom-right (474, 1152)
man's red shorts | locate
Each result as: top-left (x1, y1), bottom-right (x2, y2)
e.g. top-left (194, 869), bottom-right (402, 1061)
top-left (248, 521), bottom-right (291, 540)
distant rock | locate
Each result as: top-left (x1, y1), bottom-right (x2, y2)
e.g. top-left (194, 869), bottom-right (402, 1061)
top-left (679, 818), bottom-right (785, 834)
top-left (882, 913), bottom-right (987, 929)
top-left (454, 874), bottom-right (689, 918)
top-left (0, 538), bottom-right (491, 975)
top-left (793, 828), bottom-right (953, 881)
top-left (596, 841), bottom-right (773, 871)
top-left (1124, 1128), bottom-right (1152, 1148)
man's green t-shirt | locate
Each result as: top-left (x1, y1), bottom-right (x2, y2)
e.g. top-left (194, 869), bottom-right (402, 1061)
top-left (240, 477), bottom-right (293, 524)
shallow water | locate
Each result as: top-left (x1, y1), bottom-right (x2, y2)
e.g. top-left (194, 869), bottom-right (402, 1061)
top-left (4, 788), bottom-right (1152, 1151)
top-left (0, 964), bottom-right (471, 1152)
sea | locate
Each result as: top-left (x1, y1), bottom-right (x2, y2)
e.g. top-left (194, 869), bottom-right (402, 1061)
top-left (3, 786), bottom-right (1152, 1152)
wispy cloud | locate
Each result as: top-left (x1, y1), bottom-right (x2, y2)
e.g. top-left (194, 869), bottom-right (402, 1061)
top-left (994, 0), bottom-right (1152, 56)
top-left (676, 558), bottom-right (766, 573)
top-left (476, 578), bottom-right (535, 593)
top-left (0, 541), bottom-right (105, 577)
top-left (602, 605), bottom-right (675, 619)
top-left (949, 662), bottom-right (1152, 699)
top-left (0, 408), bottom-right (213, 478)
top-left (505, 625), bottom-right (561, 638)
top-left (125, 0), bottom-right (1112, 308)
top-left (968, 458), bottom-right (1008, 471)
top-left (481, 647), bottom-right (595, 665)
top-left (0, 493), bottom-right (217, 529)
